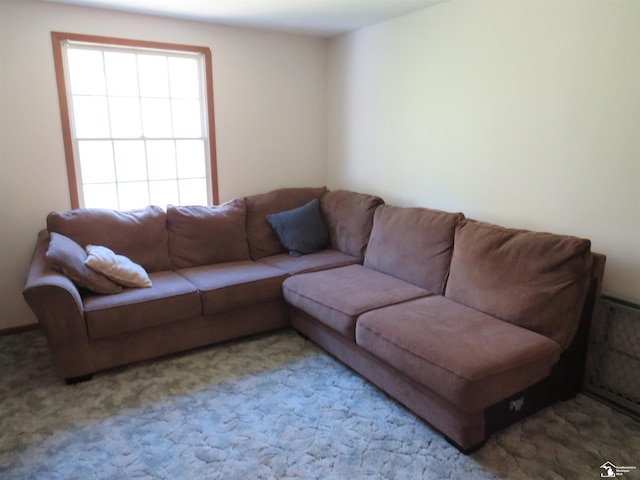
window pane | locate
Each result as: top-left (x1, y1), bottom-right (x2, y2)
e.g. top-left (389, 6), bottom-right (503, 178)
top-left (138, 54), bottom-right (169, 98)
top-left (169, 57), bottom-right (200, 99)
top-left (114, 141), bottom-right (147, 181)
top-left (83, 183), bottom-right (119, 209)
top-left (73, 96), bottom-right (110, 138)
top-left (59, 36), bottom-right (215, 210)
top-left (78, 141), bottom-right (115, 184)
top-left (109, 97), bottom-right (142, 138)
top-left (176, 140), bottom-right (205, 178)
top-left (141, 98), bottom-right (173, 138)
top-left (179, 178), bottom-right (207, 205)
top-left (147, 140), bottom-right (176, 180)
top-left (104, 51), bottom-right (138, 96)
top-left (150, 180), bottom-right (179, 207)
top-left (119, 182), bottom-right (149, 210)
top-left (172, 100), bottom-right (202, 138)
top-left (67, 49), bottom-right (106, 95)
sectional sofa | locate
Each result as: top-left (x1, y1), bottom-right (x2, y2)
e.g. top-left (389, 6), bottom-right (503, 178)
top-left (23, 187), bottom-right (605, 453)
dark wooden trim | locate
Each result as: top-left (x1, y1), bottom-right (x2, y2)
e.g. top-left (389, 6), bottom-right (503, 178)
top-left (50, 31), bottom-right (219, 207)
top-left (0, 324), bottom-right (39, 336)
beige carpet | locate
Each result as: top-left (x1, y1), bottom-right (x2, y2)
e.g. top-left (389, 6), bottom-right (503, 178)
top-left (1, 328), bottom-right (639, 479)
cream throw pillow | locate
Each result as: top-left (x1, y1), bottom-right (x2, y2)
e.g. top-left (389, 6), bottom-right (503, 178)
top-left (84, 245), bottom-right (152, 288)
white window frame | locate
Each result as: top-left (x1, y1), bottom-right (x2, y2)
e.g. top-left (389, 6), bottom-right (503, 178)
top-left (51, 32), bottom-right (219, 209)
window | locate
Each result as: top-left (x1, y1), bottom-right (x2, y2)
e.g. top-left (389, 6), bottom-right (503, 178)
top-left (51, 32), bottom-right (218, 210)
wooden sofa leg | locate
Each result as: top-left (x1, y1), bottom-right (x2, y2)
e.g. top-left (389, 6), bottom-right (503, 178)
top-left (444, 435), bottom-right (486, 455)
top-left (64, 374), bottom-right (93, 385)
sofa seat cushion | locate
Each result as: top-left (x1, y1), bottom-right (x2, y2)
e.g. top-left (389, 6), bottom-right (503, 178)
top-left (83, 271), bottom-right (201, 339)
top-left (283, 264), bottom-right (430, 339)
top-left (177, 261), bottom-right (288, 315)
top-left (258, 249), bottom-right (359, 275)
top-left (356, 296), bottom-right (562, 412)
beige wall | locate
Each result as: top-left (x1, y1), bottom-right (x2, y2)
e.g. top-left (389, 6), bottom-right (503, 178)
top-left (328, 0), bottom-right (640, 303)
top-left (0, 0), bottom-right (327, 329)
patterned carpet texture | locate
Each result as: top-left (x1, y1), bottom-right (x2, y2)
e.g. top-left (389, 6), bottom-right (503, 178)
top-left (1, 329), bottom-right (639, 479)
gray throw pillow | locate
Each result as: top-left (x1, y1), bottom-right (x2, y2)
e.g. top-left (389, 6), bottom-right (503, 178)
top-left (266, 198), bottom-right (329, 257)
top-left (45, 232), bottom-right (122, 294)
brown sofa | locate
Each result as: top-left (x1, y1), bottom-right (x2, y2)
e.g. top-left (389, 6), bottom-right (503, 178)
top-left (23, 187), bottom-right (605, 453)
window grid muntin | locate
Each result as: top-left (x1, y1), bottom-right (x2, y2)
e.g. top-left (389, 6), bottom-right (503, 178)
top-left (62, 40), bottom-right (210, 209)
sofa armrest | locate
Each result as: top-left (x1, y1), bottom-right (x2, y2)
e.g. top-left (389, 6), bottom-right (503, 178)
top-left (22, 230), bottom-right (92, 379)
top-left (24, 231), bottom-right (83, 314)
top-left (550, 251), bottom-right (607, 398)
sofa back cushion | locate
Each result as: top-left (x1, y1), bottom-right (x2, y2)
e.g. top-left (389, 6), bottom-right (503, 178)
top-left (47, 205), bottom-right (169, 272)
top-left (244, 187), bottom-right (327, 260)
top-left (166, 199), bottom-right (250, 268)
top-left (445, 219), bottom-right (594, 349)
top-left (364, 205), bottom-right (463, 293)
top-left (320, 190), bottom-right (384, 259)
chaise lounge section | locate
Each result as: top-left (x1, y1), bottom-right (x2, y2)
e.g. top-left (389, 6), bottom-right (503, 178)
top-left (23, 186), bottom-right (605, 453)
top-left (286, 206), bottom-right (604, 451)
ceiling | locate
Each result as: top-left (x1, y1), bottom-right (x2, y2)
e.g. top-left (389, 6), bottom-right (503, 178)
top-left (38, 0), bottom-right (445, 37)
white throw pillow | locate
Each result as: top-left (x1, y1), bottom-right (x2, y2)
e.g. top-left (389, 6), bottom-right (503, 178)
top-left (84, 245), bottom-right (152, 288)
